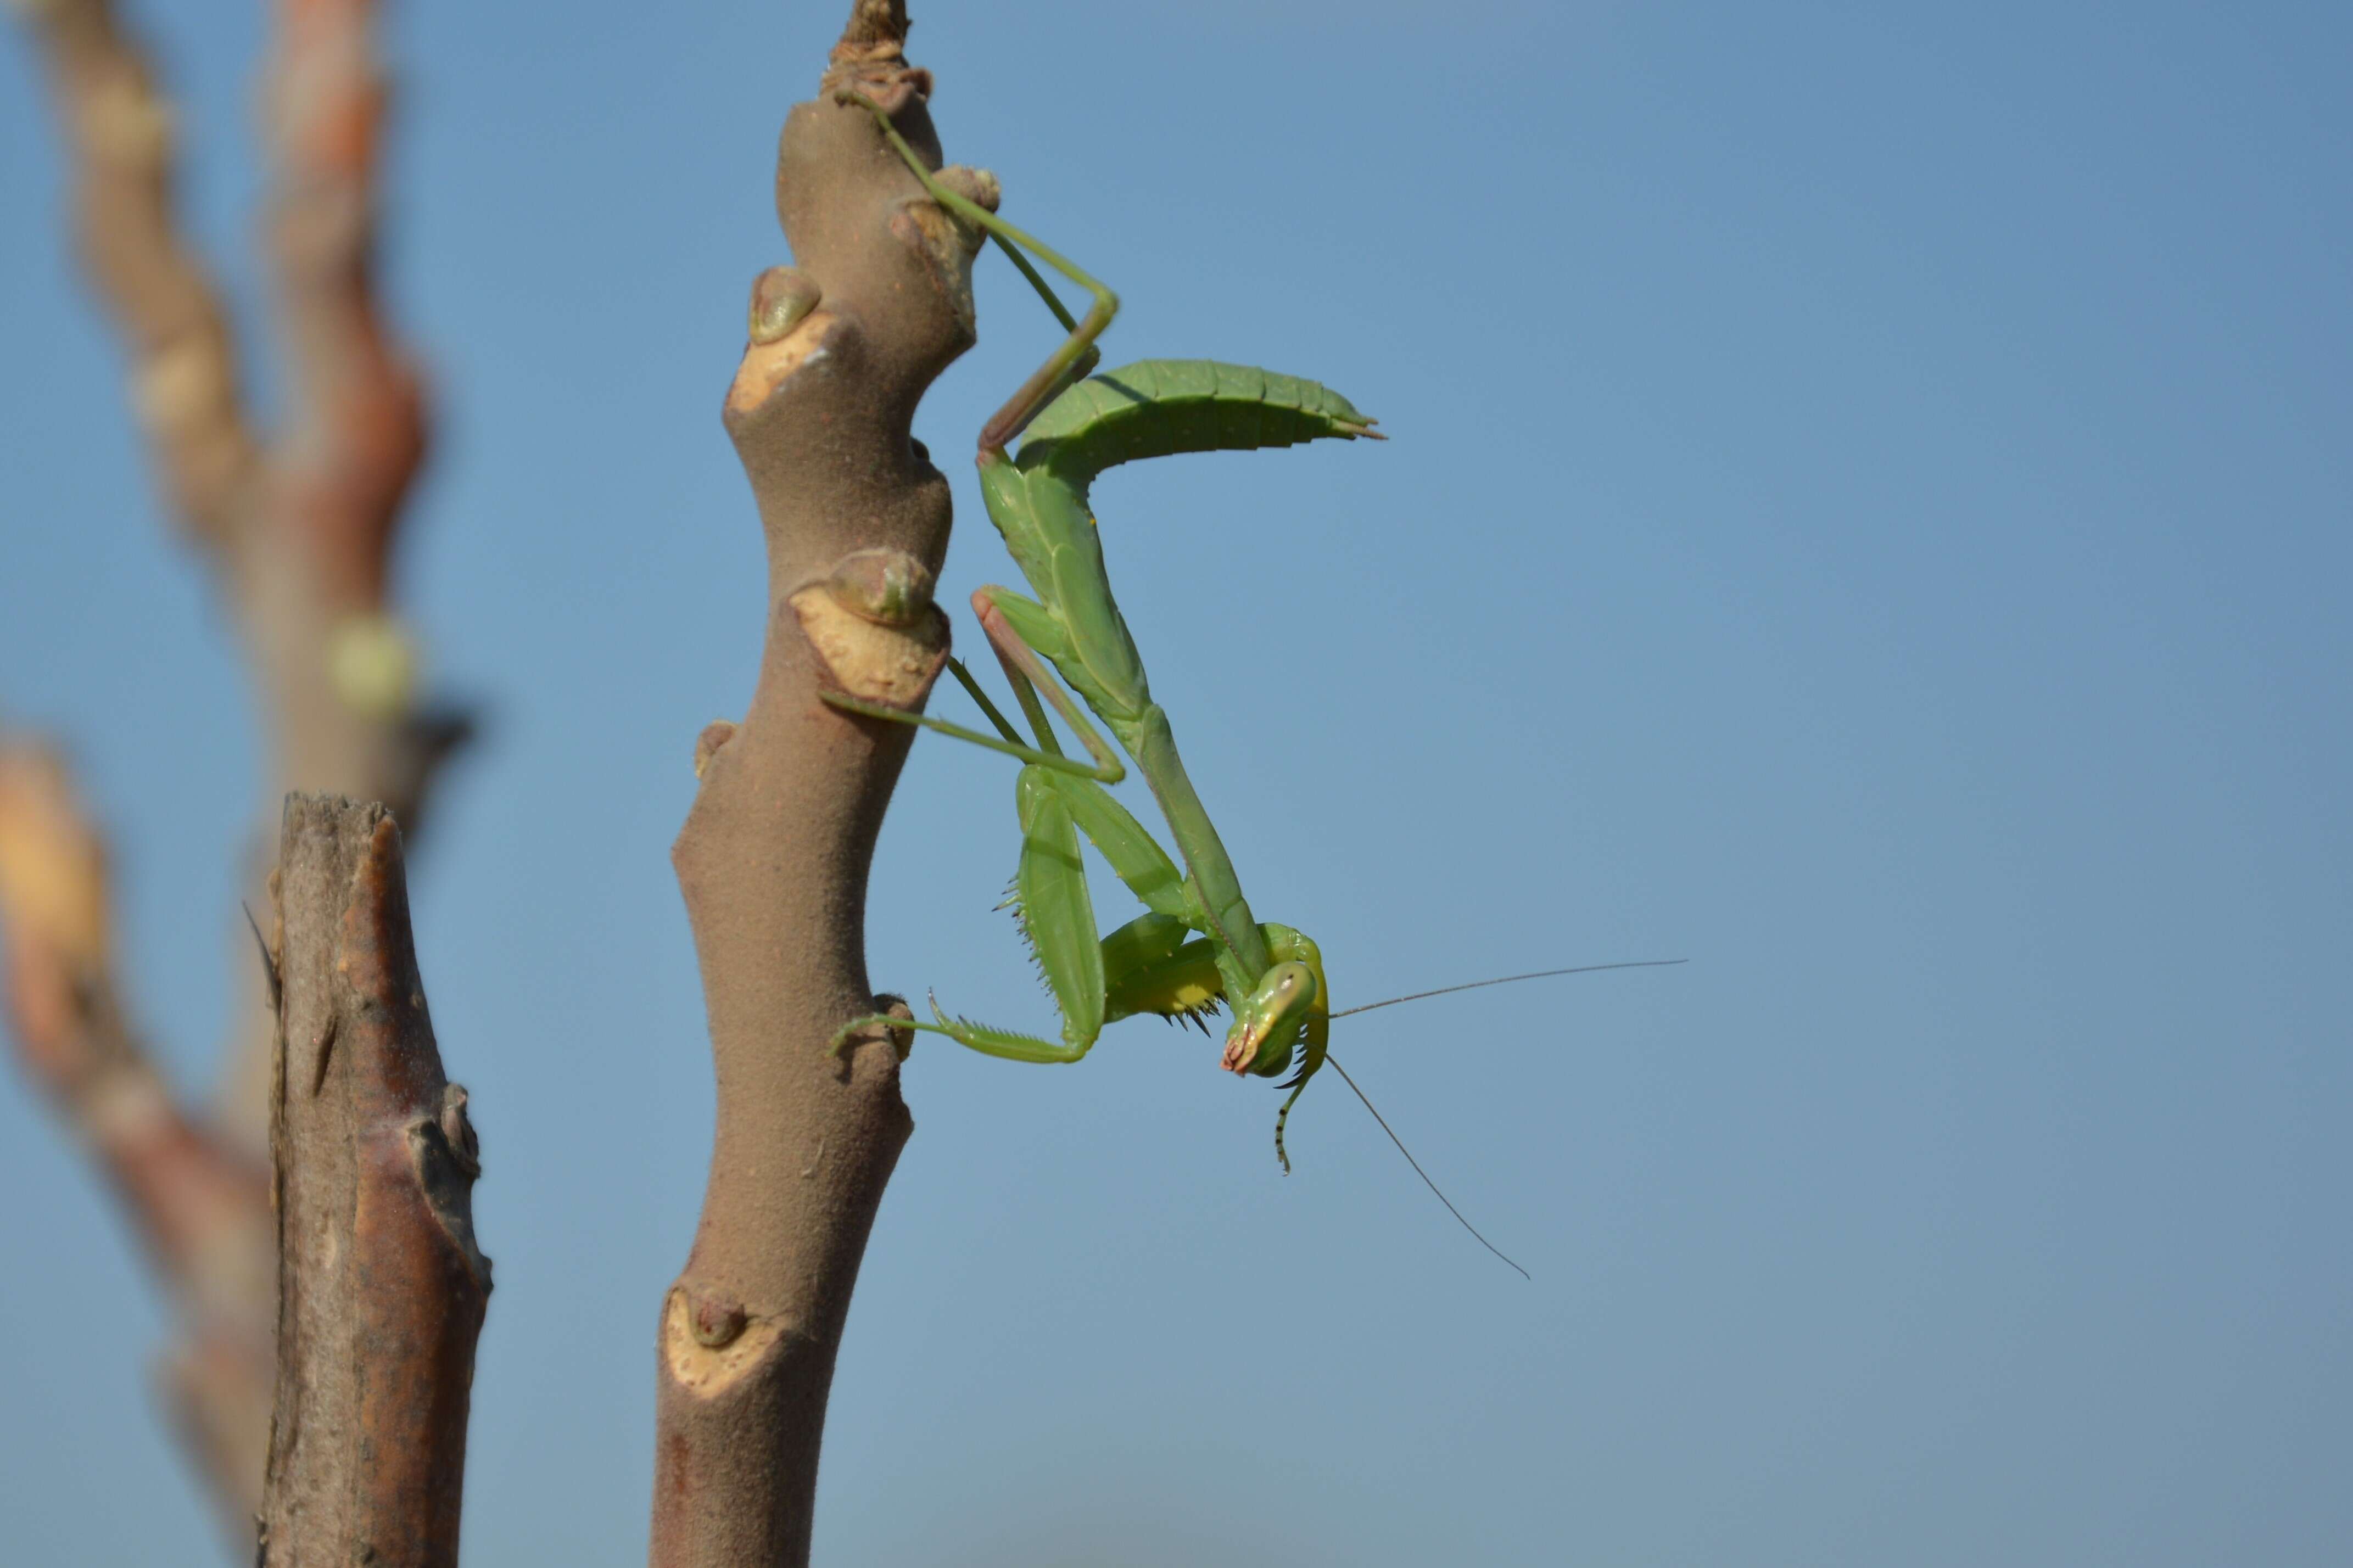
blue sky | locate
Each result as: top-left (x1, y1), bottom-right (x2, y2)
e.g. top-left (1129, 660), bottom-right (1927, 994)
top-left (2, 2), bottom-right (2348, 1563)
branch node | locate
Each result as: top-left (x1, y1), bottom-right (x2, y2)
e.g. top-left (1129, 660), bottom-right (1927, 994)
top-left (326, 613), bottom-right (420, 720)
top-left (80, 73), bottom-right (175, 166)
top-left (749, 265), bottom-right (824, 345)
top-left (689, 1287), bottom-right (748, 1349)
top-left (875, 993), bottom-right (915, 1063)
top-left (406, 1106), bottom-right (491, 1292)
top-left (725, 307), bottom-right (840, 418)
top-left (661, 1286), bottom-right (804, 1401)
top-left (692, 721), bottom-right (737, 780)
top-left (792, 572), bottom-right (950, 709)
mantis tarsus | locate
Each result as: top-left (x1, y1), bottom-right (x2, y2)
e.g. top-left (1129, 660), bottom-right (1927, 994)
top-left (824, 96), bottom-right (1676, 1270)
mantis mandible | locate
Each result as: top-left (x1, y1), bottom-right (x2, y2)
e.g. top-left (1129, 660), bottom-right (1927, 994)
top-left (824, 97), bottom-right (1678, 1263)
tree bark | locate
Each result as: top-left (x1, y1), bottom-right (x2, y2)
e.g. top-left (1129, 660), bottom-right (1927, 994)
top-left (649, 3), bottom-right (993, 1562)
top-left (259, 794), bottom-right (489, 1566)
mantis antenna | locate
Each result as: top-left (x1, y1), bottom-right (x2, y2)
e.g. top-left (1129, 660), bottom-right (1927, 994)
top-left (1329, 959), bottom-right (1688, 1021)
top-left (1322, 1050), bottom-right (1530, 1280)
top-left (1318, 958), bottom-right (1689, 1279)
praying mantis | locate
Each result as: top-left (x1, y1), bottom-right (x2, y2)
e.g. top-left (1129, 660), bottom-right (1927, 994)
top-left (824, 97), bottom-right (1675, 1265)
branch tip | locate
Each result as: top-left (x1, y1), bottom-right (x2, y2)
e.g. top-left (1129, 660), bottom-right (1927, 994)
top-left (836, 0), bottom-right (908, 53)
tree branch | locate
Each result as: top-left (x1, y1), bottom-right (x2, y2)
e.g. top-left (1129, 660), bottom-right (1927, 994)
top-left (0, 740), bottom-right (277, 1537)
top-left (11, 0), bottom-right (262, 543)
top-left (260, 794), bottom-right (488, 1567)
top-left (649, 4), bottom-right (989, 1561)
top-left (217, 0), bottom-right (465, 1160)
top-left (259, 0), bottom-right (428, 615)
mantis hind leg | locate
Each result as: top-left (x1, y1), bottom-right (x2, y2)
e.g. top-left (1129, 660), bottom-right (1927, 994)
top-left (831, 1000), bottom-right (1096, 1065)
top-left (835, 92), bottom-right (1117, 451)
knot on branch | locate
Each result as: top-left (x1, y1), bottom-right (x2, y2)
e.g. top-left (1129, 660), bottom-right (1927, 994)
top-left (0, 743), bottom-right (110, 975)
top-left (793, 550), bottom-right (951, 710)
top-left (893, 164), bottom-right (999, 340)
top-left (726, 267), bottom-right (838, 418)
top-left (326, 612), bottom-right (418, 718)
top-left (78, 70), bottom-right (175, 167)
top-left (406, 1088), bottom-right (491, 1293)
top-left (692, 721), bottom-right (737, 781)
top-left (661, 1284), bottom-right (809, 1399)
top-left (858, 993), bottom-right (916, 1064)
top-left (750, 265), bottom-right (823, 345)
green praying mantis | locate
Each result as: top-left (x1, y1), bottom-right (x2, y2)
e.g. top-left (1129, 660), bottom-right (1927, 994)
top-left (824, 97), bottom-right (1678, 1272)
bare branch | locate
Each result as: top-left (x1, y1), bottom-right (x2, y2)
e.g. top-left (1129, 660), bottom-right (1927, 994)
top-left (648, 7), bottom-right (987, 1560)
top-left (260, 0), bottom-right (429, 615)
top-left (0, 738), bottom-right (276, 1538)
top-left (13, 0), bottom-right (262, 542)
top-left (261, 794), bottom-right (488, 1567)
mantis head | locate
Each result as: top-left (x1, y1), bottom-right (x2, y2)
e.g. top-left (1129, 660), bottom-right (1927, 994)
top-left (1221, 960), bottom-right (1320, 1078)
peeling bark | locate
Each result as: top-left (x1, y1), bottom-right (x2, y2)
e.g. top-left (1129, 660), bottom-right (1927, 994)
top-left (259, 794), bottom-right (488, 1567)
top-left (649, 3), bottom-right (986, 1562)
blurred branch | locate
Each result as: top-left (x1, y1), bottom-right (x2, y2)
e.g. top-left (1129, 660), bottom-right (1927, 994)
top-left (260, 0), bottom-right (428, 615)
top-left (216, 0), bottom-right (468, 1158)
top-left (0, 741), bottom-right (276, 1537)
top-left (12, 0), bottom-right (261, 542)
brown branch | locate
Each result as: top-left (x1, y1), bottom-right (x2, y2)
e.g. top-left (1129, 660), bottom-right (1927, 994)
top-left (261, 794), bottom-right (488, 1567)
top-left (649, 5), bottom-right (988, 1562)
top-left (0, 740), bottom-right (277, 1537)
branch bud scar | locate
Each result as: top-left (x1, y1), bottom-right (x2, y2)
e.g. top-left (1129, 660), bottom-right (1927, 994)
top-left (439, 1083), bottom-right (481, 1179)
top-left (825, 548), bottom-right (935, 628)
top-left (792, 550), bottom-right (950, 709)
top-left (748, 266), bottom-right (822, 345)
top-left (692, 721), bottom-right (737, 780)
top-left (935, 164), bottom-right (1002, 220)
top-left (689, 1287), bottom-right (748, 1349)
